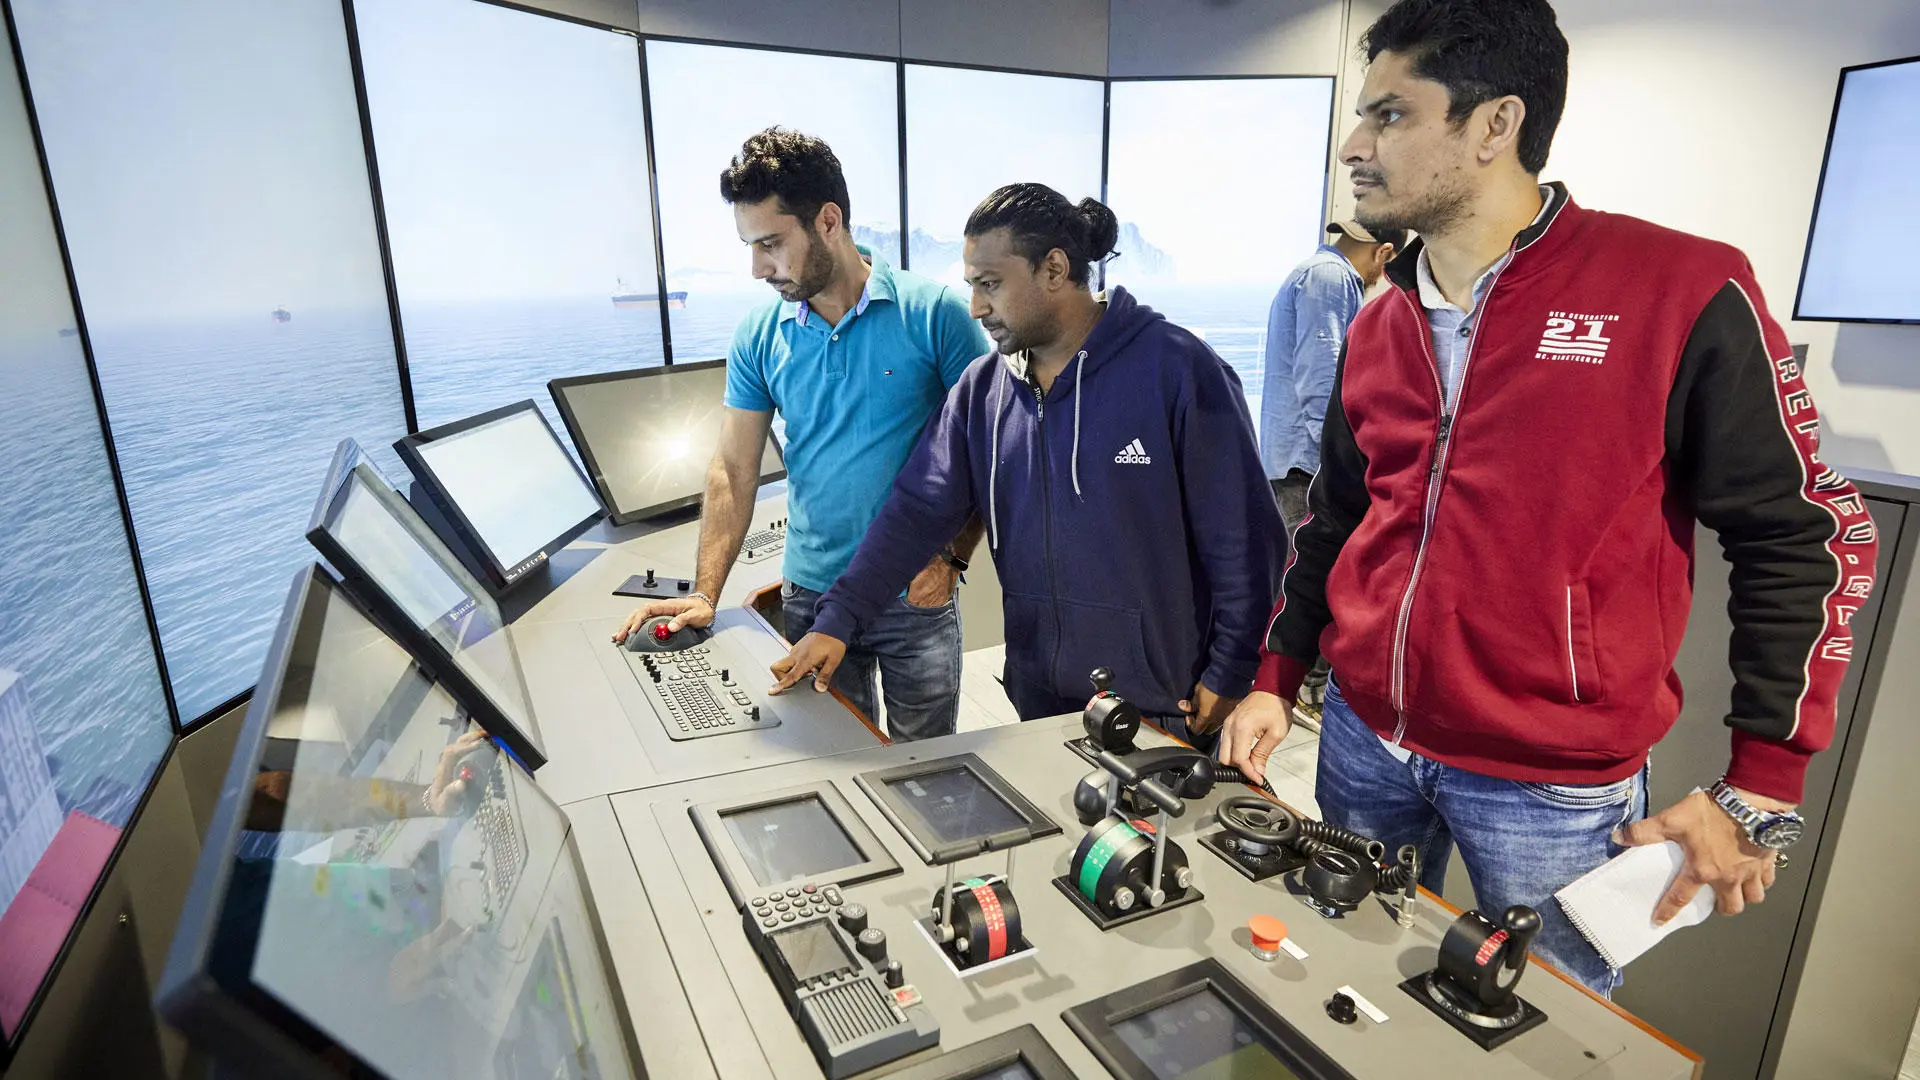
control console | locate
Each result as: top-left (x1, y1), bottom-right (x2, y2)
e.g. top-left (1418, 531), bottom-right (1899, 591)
top-left (741, 882), bottom-right (939, 1079)
top-left (739, 517), bottom-right (787, 564)
top-left (620, 618), bottom-right (779, 740)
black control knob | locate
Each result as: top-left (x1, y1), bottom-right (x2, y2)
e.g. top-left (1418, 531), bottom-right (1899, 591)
top-left (837, 903), bottom-right (868, 936)
top-left (1327, 993), bottom-right (1358, 1025)
top-left (748, 705), bottom-right (760, 721)
top-left (883, 959), bottom-right (904, 989)
top-left (720, 668), bottom-right (730, 682)
top-left (644, 568), bottom-right (657, 587)
top-left (855, 927), bottom-right (888, 965)
top-left (1090, 667), bottom-right (1113, 693)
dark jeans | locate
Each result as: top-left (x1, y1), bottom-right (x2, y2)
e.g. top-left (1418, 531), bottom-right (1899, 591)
top-left (781, 580), bottom-right (963, 742)
top-left (1270, 470), bottom-right (1327, 695)
top-left (1317, 678), bottom-right (1649, 995)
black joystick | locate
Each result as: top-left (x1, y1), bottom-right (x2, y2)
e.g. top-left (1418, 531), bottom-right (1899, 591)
top-left (1402, 905), bottom-right (1550, 1048)
top-left (883, 959), bottom-right (904, 989)
top-left (837, 904), bottom-right (868, 936)
top-left (1082, 668), bottom-right (1142, 754)
top-left (855, 927), bottom-right (888, 965)
top-left (643, 568), bottom-right (658, 587)
top-left (1326, 992), bottom-right (1358, 1025)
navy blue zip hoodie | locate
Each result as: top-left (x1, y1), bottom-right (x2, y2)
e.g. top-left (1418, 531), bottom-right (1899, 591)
top-left (809, 286), bottom-right (1282, 722)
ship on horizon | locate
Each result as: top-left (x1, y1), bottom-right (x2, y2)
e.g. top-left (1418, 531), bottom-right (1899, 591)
top-left (271, 306), bottom-right (292, 323)
top-left (612, 279), bottom-right (686, 309)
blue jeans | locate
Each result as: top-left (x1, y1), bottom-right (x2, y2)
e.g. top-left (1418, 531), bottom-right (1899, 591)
top-left (781, 580), bottom-right (962, 742)
top-left (1316, 678), bottom-right (1648, 995)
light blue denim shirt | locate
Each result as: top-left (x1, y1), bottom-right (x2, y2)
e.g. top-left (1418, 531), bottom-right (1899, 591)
top-left (1260, 245), bottom-right (1364, 479)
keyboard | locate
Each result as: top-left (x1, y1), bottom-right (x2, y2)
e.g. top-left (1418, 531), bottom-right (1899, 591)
top-left (738, 519), bottom-right (787, 564)
top-left (623, 640), bottom-right (782, 741)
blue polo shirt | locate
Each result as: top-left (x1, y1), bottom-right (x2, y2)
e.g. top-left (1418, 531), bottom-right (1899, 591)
top-left (725, 249), bottom-right (987, 594)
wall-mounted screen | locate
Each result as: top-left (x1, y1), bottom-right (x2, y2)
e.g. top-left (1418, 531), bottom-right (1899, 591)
top-left (1106, 78), bottom-right (1334, 423)
top-left (10, 0), bottom-right (408, 722)
top-left (1796, 56), bottom-right (1920, 323)
top-left (354, 0), bottom-right (667, 430)
top-left (904, 65), bottom-right (1104, 291)
top-left (646, 40), bottom-right (902, 361)
top-left (0, 29), bottom-right (173, 1044)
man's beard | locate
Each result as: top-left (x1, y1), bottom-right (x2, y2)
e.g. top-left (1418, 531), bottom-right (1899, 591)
top-left (774, 231), bottom-right (837, 302)
top-left (1356, 171), bottom-right (1473, 238)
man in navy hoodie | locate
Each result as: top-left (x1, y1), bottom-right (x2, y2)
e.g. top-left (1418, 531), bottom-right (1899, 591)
top-left (770, 184), bottom-right (1281, 741)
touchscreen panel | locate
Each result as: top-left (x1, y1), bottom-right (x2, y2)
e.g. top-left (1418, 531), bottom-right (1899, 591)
top-left (772, 920), bottom-right (855, 983)
top-left (1112, 987), bottom-right (1299, 1080)
top-left (884, 766), bottom-right (1027, 846)
top-left (722, 795), bottom-right (865, 887)
top-left (415, 407), bottom-right (601, 571)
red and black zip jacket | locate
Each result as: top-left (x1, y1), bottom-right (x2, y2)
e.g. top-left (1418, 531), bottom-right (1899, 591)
top-left (1254, 184), bottom-right (1877, 804)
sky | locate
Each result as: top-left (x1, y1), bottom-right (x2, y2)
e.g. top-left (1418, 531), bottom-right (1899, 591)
top-left (1106, 78), bottom-right (1334, 286)
top-left (11, 0), bottom-right (392, 325)
top-left (647, 40), bottom-right (901, 290)
top-left (355, 0), bottom-right (658, 305)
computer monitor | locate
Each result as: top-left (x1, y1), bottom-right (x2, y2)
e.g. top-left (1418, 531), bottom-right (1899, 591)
top-left (394, 401), bottom-right (605, 591)
top-left (307, 439), bottom-right (545, 770)
top-left (1795, 55), bottom-right (1920, 323)
top-left (156, 565), bottom-right (639, 1080)
top-left (548, 360), bottom-right (785, 525)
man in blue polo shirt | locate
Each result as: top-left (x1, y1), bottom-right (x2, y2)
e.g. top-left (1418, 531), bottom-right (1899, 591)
top-left (615, 128), bottom-right (986, 741)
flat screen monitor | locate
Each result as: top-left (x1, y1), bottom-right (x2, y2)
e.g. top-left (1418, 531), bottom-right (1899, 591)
top-left (855, 754), bottom-right (1060, 865)
top-left (307, 439), bottom-right (544, 769)
top-left (394, 400), bottom-right (604, 591)
top-left (722, 795), bottom-right (866, 889)
top-left (156, 565), bottom-right (638, 1080)
top-left (549, 360), bottom-right (785, 525)
top-left (1065, 960), bottom-right (1355, 1080)
top-left (1796, 55), bottom-right (1920, 322)
top-left (874, 1025), bottom-right (1077, 1080)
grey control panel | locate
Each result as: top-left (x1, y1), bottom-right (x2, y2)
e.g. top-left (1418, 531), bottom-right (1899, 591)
top-left (622, 637), bottom-right (779, 741)
top-left (739, 519), bottom-right (786, 564)
top-left (601, 715), bottom-right (1700, 1080)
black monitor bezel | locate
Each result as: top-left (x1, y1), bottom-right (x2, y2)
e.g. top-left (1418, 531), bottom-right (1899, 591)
top-left (392, 399), bottom-right (606, 592)
top-left (1063, 958), bottom-right (1358, 1080)
top-left (689, 781), bottom-right (901, 910)
top-left (871, 1024), bottom-right (1076, 1080)
top-left (1792, 53), bottom-right (1920, 325)
top-left (547, 359), bottom-right (786, 526)
top-left (854, 753), bottom-right (1061, 865)
top-left (153, 564), bottom-right (638, 1078)
top-left (305, 457), bottom-right (547, 770)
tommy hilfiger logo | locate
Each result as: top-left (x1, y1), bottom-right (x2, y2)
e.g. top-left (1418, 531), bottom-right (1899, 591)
top-left (1536, 311), bottom-right (1620, 365)
top-left (1114, 438), bottom-right (1152, 465)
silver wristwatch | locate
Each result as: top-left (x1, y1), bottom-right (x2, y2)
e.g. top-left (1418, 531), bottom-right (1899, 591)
top-left (1709, 779), bottom-right (1804, 850)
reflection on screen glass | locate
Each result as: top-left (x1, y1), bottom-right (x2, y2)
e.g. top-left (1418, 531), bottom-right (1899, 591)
top-left (886, 767), bottom-right (1026, 846)
top-left (1113, 987), bottom-right (1297, 1080)
top-left (722, 796), bottom-right (864, 887)
top-left (555, 364), bottom-right (782, 518)
top-left (239, 576), bottom-right (632, 1078)
top-left (905, 65), bottom-right (1103, 292)
top-left (416, 407), bottom-right (600, 571)
top-left (1798, 59), bottom-right (1920, 320)
top-left (772, 920), bottom-right (853, 983)
top-left (975, 1062), bottom-right (1038, 1080)
top-left (326, 467), bottom-right (536, 744)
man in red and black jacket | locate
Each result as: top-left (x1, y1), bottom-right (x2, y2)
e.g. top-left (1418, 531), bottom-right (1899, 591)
top-left (1219, 0), bottom-right (1877, 994)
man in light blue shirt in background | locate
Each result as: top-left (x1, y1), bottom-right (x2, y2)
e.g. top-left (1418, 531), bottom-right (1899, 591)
top-left (617, 128), bottom-right (987, 741)
top-left (1260, 219), bottom-right (1402, 724)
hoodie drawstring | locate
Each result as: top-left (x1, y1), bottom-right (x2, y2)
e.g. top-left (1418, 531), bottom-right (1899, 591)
top-left (1070, 349), bottom-right (1087, 498)
top-left (988, 362), bottom-right (1008, 549)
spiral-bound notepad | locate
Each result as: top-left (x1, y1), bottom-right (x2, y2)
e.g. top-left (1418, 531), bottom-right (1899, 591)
top-left (1554, 841), bottom-right (1715, 970)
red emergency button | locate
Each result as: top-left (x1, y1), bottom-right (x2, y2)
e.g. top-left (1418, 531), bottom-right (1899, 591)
top-left (1249, 915), bottom-right (1288, 961)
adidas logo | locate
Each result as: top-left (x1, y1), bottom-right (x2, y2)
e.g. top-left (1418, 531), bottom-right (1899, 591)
top-left (1114, 438), bottom-right (1152, 465)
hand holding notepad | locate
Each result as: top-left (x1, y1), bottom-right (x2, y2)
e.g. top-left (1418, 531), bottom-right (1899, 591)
top-left (1554, 841), bottom-right (1716, 970)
